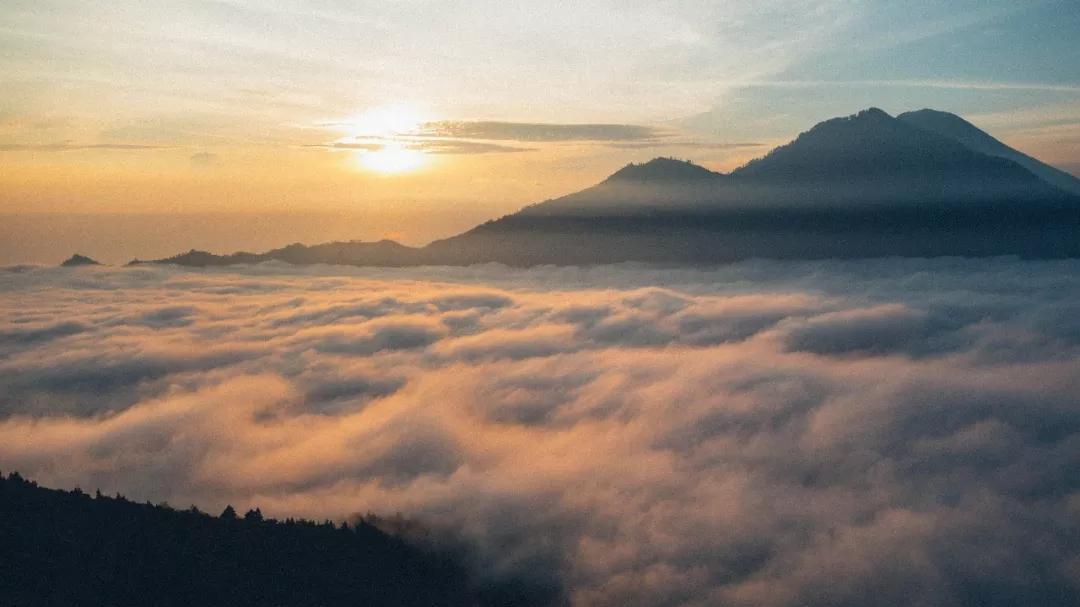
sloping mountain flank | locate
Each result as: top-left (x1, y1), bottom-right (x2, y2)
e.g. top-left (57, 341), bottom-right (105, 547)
top-left (0, 472), bottom-right (491, 607)
top-left (898, 108), bottom-right (1080, 196)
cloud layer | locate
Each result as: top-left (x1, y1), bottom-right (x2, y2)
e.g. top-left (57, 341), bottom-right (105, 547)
top-left (417, 121), bottom-right (666, 142)
top-left (0, 142), bottom-right (170, 151)
top-left (1, 260), bottom-right (1078, 606)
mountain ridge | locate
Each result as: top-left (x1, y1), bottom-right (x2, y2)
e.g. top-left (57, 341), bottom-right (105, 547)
top-left (897, 108), bottom-right (1080, 196)
top-left (604, 157), bottom-right (723, 183)
top-left (129, 107), bottom-right (1080, 268)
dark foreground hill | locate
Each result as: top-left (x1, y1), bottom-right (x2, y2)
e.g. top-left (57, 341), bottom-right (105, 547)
top-left (0, 472), bottom-right (487, 607)
top-left (132, 108), bottom-right (1080, 268)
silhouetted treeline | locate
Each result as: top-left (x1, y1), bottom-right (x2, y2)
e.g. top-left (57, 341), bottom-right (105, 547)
top-left (0, 471), bottom-right (478, 607)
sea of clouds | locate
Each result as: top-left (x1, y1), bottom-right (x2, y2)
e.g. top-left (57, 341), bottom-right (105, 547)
top-left (1, 259), bottom-right (1078, 606)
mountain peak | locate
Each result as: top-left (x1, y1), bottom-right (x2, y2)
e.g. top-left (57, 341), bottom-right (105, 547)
top-left (898, 108), bottom-right (1080, 195)
top-left (807, 107), bottom-right (893, 129)
top-left (898, 108), bottom-right (964, 122)
top-left (732, 106), bottom-right (979, 181)
top-left (897, 109), bottom-right (989, 141)
top-left (605, 157), bottom-right (720, 183)
top-left (804, 107), bottom-right (895, 134)
top-left (855, 107), bottom-right (891, 119)
top-left (60, 254), bottom-right (101, 267)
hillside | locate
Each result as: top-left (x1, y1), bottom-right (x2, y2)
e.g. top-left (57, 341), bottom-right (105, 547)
top-left (898, 108), bottom-right (1080, 196)
top-left (0, 472), bottom-right (484, 607)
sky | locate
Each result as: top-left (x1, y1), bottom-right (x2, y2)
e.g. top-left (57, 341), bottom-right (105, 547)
top-left (1, 0), bottom-right (1079, 261)
top-left (3, 7), bottom-right (1080, 602)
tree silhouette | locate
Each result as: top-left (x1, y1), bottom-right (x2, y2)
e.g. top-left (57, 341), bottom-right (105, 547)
top-left (0, 472), bottom-right (482, 606)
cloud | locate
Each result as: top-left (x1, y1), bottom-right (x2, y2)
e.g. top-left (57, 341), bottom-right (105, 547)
top-left (428, 292), bottom-right (515, 311)
top-left (1, 260), bottom-right (1079, 605)
top-left (779, 303), bottom-right (970, 357)
top-left (309, 142), bottom-right (386, 152)
top-left (705, 79), bottom-right (1080, 94)
top-left (432, 325), bottom-right (579, 362)
top-left (0, 321), bottom-right (87, 346)
top-left (0, 346), bottom-right (255, 417)
top-left (309, 318), bottom-right (447, 356)
top-left (604, 141), bottom-right (765, 150)
top-left (301, 374), bottom-right (404, 414)
top-left (311, 139), bottom-right (533, 155)
top-left (0, 142), bottom-right (169, 152)
top-left (126, 305), bottom-right (200, 328)
top-left (315, 118), bottom-right (765, 159)
top-left (406, 139), bottom-right (534, 155)
top-left (189, 151), bottom-right (220, 167)
top-left (416, 121), bottom-right (668, 142)
top-left (311, 119), bottom-right (681, 158)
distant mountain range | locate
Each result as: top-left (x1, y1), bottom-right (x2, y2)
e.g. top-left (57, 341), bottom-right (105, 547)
top-left (129, 108), bottom-right (1080, 268)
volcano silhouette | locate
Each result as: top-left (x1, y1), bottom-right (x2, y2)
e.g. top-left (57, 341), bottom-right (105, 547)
top-left (136, 108), bottom-right (1080, 268)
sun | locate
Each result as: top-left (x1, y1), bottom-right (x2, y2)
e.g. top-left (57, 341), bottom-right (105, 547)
top-left (346, 105), bottom-right (423, 138)
top-left (343, 104), bottom-right (429, 174)
top-left (359, 143), bottom-right (425, 174)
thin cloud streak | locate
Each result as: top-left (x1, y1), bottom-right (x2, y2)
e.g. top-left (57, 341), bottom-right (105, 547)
top-left (416, 121), bottom-right (669, 142)
top-left (0, 142), bottom-right (172, 152)
top-left (310, 139), bottom-right (534, 155)
top-left (603, 140), bottom-right (764, 150)
top-left (408, 139), bottom-right (535, 155)
top-left (709, 79), bottom-right (1080, 93)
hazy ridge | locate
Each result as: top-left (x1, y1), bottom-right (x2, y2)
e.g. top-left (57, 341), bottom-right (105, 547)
top-left (130, 108), bottom-right (1080, 268)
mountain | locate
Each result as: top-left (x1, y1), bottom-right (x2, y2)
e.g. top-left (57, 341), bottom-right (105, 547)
top-left (606, 157), bottom-right (722, 183)
top-left (132, 240), bottom-right (426, 268)
top-left (898, 108), bottom-right (1080, 196)
top-left (0, 471), bottom-right (481, 607)
top-left (138, 108), bottom-right (1080, 267)
top-left (423, 108), bottom-right (1080, 264)
top-left (60, 253), bottom-right (101, 267)
top-left (732, 107), bottom-right (1069, 207)
top-left (510, 157), bottom-right (728, 219)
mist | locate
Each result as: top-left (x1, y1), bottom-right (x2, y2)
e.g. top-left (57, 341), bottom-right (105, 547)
top-left (1, 259), bottom-right (1077, 605)
top-left (0, 211), bottom-right (506, 266)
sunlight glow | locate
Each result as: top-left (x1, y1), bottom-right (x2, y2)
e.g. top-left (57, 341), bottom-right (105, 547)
top-left (347, 105), bottom-right (423, 138)
top-left (344, 104), bottom-right (428, 173)
top-left (358, 143), bottom-right (426, 173)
